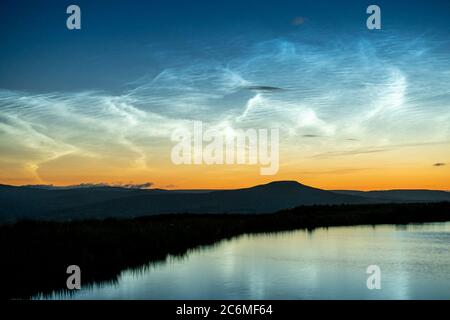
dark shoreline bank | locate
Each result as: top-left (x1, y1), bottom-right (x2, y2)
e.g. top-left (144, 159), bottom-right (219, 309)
top-left (1, 202), bottom-right (450, 300)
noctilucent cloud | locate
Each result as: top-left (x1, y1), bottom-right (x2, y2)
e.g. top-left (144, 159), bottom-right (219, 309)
top-left (0, 0), bottom-right (449, 189)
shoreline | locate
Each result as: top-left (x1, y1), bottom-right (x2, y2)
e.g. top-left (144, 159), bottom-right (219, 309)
top-left (1, 202), bottom-right (450, 300)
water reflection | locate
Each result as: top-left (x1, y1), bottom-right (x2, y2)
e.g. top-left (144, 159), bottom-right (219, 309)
top-left (40, 222), bottom-right (450, 300)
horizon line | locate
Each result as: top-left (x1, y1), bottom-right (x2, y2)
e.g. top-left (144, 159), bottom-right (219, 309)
top-left (2, 180), bottom-right (449, 193)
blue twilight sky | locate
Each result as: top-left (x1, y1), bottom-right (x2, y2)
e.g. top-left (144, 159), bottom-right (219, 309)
top-left (0, 0), bottom-right (449, 188)
top-left (1, 0), bottom-right (449, 92)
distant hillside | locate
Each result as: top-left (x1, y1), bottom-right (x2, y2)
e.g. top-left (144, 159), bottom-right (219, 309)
top-left (333, 189), bottom-right (450, 202)
top-left (0, 181), bottom-right (449, 223)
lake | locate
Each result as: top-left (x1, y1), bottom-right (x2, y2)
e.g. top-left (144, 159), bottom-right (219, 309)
top-left (40, 222), bottom-right (450, 300)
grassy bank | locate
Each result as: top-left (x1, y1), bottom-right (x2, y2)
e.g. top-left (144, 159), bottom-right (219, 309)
top-left (1, 202), bottom-right (449, 299)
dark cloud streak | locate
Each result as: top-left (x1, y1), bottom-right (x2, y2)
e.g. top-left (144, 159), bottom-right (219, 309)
top-left (303, 134), bottom-right (322, 138)
top-left (241, 86), bottom-right (284, 93)
top-left (23, 182), bottom-right (154, 190)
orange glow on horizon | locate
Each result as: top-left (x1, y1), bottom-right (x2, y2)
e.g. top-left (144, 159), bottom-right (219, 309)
top-left (1, 143), bottom-right (448, 191)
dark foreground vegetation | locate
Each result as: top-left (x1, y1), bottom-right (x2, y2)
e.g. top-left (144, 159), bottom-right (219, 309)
top-left (1, 202), bottom-right (449, 299)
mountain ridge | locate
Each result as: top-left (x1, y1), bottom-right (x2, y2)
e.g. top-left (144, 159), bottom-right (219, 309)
top-left (1, 181), bottom-right (449, 223)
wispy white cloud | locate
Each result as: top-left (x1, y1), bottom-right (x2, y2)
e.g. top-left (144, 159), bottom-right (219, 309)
top-left (0, 33), bottom-right (449, 183)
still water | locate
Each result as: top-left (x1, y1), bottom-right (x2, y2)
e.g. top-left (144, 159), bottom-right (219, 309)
top-left (43, 222), bottom-right (450, 300)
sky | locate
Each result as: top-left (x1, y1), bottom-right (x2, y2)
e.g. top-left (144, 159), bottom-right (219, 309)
top-left (0, 0), bottom-right (449, 190)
